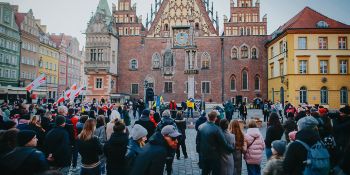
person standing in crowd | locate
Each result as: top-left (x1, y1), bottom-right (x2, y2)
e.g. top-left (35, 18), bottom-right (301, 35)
top-left (239, 102), bottom-right (248, 122)
top-left (175, 111), bottom-right (188, 159)
top-left (283, 116), bottom-right (330, 175)
top-left (265, 113), bottom-right (284, 160)
top-left (186, 97), bottom-right (195, 118)
top-left (27, 115), bottom-right (46, 151)
top-left (195, 112), bottom-right (207, 131)
top-left (77, 118), bottom-right (103, 175)
top-left (0, 129), bottom-right (18, 156)
top-left (155, 110), bottom-right (178, 175)
top-left (198, 111), bottom-right (234, 175)
top-left (125, 124), bottom-right (148, 174)
top-left (229, 120), bottom-right (244, 175)
top-left (130, 125), bottom-right (181, 175)
top-left (333, 105), bottom-right (350, 172)
top-left (122, 105), bottom-right (131, 126)
top-left (104, 120), bottom-right (129, 175)
top-left (263, 101), bottom-right (270, 122)
top-left (263, 140), bottom-right (287, 175)
top-left (243, 119), bottom-right (265, 175)
top-left (275, 101), bottom-right (283, 121)
top-left (282, 112), bottom-right (297, 143)
top-left (135, 109), bottom-right (155, 140)
top-left (169, 100), bottom-right (177, 119)
top-left (224, 101), bottom-right (234, 122)
top-left (0, 130), bottom-right (48, 175)
top-left (181, 101), bottom-right (187, 112)
top-left (137, 99), bottom-right (145, 119)
top-left (77, 115), bottom-right (89, 135)
top-left (106, 110), bottom-right (121, 140)
top-left (219, 119), bottom-right (235, 175)
top-left (132, 99), bottom-right (138, 119)
top-left (94, 116), bottom-right (107, 145)
top-left (45, 116), bottom-right (72, 174)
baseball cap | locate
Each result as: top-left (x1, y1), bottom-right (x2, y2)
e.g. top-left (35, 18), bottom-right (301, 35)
top-left (161, 125), bottom-right (181, 138)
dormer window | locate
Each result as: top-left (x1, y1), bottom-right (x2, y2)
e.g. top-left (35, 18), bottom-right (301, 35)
top-left (316, 21), bottom-right (329, 28)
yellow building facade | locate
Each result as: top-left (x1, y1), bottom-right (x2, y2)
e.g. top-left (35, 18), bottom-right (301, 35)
top-left (267, 7), bottom-right (350, 109)
top-left (38, 31), bottom-right (59, 100)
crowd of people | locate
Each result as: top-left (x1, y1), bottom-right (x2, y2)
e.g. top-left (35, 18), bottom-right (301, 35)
top-left (0, 97), bottom-right (349, 175)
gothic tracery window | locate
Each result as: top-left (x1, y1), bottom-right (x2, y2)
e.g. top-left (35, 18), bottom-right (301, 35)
top-left (241, 46), bottom-right (248, 59)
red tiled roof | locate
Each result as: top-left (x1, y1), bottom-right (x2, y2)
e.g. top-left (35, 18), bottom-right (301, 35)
top-left (278, 6), bottom-right (350, 32)
top-left (15, 12), bottom-right (26, 27)
top-left (50, 34), bottom-right (63, 46)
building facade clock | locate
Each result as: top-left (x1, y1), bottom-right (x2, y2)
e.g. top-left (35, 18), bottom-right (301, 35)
top-left (173, 27), bottom-right (190, 48)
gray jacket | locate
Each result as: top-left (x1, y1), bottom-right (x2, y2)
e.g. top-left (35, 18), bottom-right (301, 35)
top-left (220, 130), bottom-right (235, 175)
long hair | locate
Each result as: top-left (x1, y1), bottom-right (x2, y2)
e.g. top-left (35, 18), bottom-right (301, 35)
top-left (268, 112), bottom-right (282, 129)
top-left (78, 118), bottom-right (96, 141)
top-left (228, 120), bottom-right (244, 150)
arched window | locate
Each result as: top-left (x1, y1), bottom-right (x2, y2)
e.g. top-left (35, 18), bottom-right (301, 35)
top-left (195, 23), bottom-right (200, 30)
top-left (201, 52), bottom-right (210, 69)
top-left (163, 50), bottom-right (173, 67)
top-left (242, 70), bottom-right (248, 90)
top-left (231, 47), bottom-right (238, 59)
top-left (247, 28), bottom-right (250, 35)
top-left (164, 24), bottom-right (169, 31)
top-left (241, 46), bottom-right (248, 58)
top-left (300, 86), bottom-right (307, 104)
top-left (130, 59), bottom-right (138, 70)
top-left (230, 75), bottom-right (236, 91)
top-left (254, 76), bottom-right (260, 90)
top-left (240, 28), bottom-right (244, 36)
top-left (320, 87), bottom-right (328, 104)
top-left (251, 48), bottom-right (257, 59)
top-left (340, 87), bottom-right (348, 104)
top-left (152, 53), bottom-right (161, 69)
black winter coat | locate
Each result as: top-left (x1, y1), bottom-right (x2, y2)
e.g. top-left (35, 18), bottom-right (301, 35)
top-left (45, 126), bottom-right (72, 167)
top-left (135, 116), bottom-right (155, 140)
top-left (77, 136), bottom-right (103, 165)
top-left (130, 132), bottom-right (170, 175)
top-left (0, 147), bottom-right (48, 175)
top-left (103, 132), bottom-right (129, 175)
top-left (198, 121), bottom-right (234, 160)
top-left (283, 129), bottom-right (320, 175)
top-left (265, 125), bottom-right (284, 148)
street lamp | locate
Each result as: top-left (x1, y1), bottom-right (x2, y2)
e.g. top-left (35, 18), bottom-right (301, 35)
top-left (144, 80), bottom-right (148, 108)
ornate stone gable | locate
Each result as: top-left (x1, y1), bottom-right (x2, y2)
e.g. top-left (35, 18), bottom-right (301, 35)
top-left (147, 0), bottom-right (218, 37)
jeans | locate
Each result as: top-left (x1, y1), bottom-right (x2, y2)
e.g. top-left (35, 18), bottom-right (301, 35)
top-left (246, 164), bottom-right (261, 175)
top-left (80, 165), bottom-right (101, 175)
top-left (72, 144), bottom-right (78, 168)
top-left (201, 158), bottom-right (221, 175)
top-left (187, 108), bottom-right (194, 118)
top-left (265, 147), bottom-right (272, 160)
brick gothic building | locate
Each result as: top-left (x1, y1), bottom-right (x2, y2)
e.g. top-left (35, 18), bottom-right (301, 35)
top-left (85, 0), bottom-right (268, 104)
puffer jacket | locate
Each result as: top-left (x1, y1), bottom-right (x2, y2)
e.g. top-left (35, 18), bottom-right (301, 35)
top-left (244, 128), bottom-right (265, 165)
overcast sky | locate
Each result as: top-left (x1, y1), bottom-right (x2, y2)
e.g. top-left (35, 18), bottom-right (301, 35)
top-left (4, 0), bottom-right (350, 49)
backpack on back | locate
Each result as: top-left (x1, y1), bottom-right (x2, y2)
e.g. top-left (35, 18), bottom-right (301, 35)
top-left (296, 140), bottom-right (330, 175)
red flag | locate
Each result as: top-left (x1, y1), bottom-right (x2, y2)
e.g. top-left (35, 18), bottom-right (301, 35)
top-left (56, 96), bottom-right (64, 104)
top-left (26, 74), bottom-right (46, 92)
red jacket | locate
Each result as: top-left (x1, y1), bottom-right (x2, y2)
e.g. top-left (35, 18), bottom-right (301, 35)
top-left (169, 102), bottom-right (177, 110)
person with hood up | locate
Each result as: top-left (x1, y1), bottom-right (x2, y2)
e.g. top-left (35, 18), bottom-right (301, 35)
top-left (125, 124), bottom-right (148, 174)
top-left (135, 109), bottom-right (155, 140)
top-left (104, 120), bottom-right (129, 175)
top-left (243, 119), bottom-right (265, 175)
top-left (130, 125), bottom-right (181, 175)
top-left (0, 130), bottom-right (48, 175)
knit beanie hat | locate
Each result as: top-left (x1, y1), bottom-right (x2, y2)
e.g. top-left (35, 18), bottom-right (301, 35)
top-left (271, 140), bottom-right (287, 156)
top-left (17, 130), bottom-right (36, 146)
top-left (55, 115), bottom-right (66, 126)
top-left (142, 109), bottom-right (150, 117)
top-left (297, 116), bottom-right (319, 130)
top-left (131, 124), bottom-right (148, 140)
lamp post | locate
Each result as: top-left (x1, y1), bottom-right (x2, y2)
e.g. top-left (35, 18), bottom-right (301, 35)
top-left (144, 80), bottom-right (148, 108)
